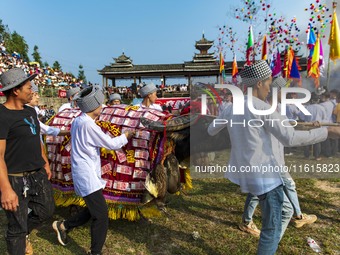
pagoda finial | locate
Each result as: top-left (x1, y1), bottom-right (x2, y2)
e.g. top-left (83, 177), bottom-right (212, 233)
top-left (202, 30), bottom-right (205, 38)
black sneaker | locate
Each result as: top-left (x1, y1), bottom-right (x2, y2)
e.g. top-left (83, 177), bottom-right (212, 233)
top-left (52, 221), bottom-right (69, 246)
top-left (87, 252), bottom-right (102, 255)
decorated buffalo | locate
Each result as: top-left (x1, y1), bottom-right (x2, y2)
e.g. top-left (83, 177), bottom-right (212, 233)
top-left (141, 113), bottom-right (231, 166)
top-left (46, 105), bottom-right (230, 221)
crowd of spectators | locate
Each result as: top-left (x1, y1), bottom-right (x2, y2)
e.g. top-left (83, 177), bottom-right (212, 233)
top-left (160, 84), bottom-right (189, 92)
top-left (0, 41), bottom-right (91, 95)
top-left (106, 86), bottom-right (134, 101)
top-left (36, 105), bottom-right (56, 123)
top-left (106, 83), bottom-right (190, 103)
top-left (1, 40), bottom-right (190, 104)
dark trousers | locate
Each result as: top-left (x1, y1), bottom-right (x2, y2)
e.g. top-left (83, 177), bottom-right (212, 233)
top-left (4, 168), bottom-right (55, 255)
top-left (330, 138), bottom-right (338, 156)
top-left (321, 138), bottom-right (332, 157)
top-left (304, 143), bottom-right (321, 158)
top-left (64, 189), bottom-right (108, 254)
top-left (321, 138), bottom-right (338, 157)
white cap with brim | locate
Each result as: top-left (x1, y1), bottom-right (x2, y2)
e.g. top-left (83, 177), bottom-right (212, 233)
top-left (109, 93), bottom-right (121, 101)
top-left (239, 60), bottom-right (272, 87)
top-left (0, 68), bottom-right (37, 92)
top-left (66, 87), bottom-right (80, 99)
top-left (139, 82), bottom-right (157, 97)
top-left (75, 86), bottom-right (104, 113)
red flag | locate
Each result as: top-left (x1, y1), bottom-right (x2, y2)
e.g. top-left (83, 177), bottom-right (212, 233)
top-left (232, 54), bottom-right (239, 85)
top-left (271, 49), bottom-right (282, 77)
top-left (261, 35), bottom-right (267, 60)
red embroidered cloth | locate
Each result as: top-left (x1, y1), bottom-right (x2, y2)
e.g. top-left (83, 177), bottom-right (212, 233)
top-left (47, 105), bottom-right (171, 206)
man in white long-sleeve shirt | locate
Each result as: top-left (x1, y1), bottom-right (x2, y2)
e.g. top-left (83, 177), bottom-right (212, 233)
top-left (58, 87), bottom-right (80, 112)
top-left (52, 86), bottom-right (134, 255)
top-left (208, 60), bottom-right (340, 255)
top-left (27, 82), bottom-right (69, 137)
top-left (239, 77), bottom-right (317, 239)
top-left (319, 91), bottom-right (338, 157)
top-left (298, 93), bottom-right (327, 160)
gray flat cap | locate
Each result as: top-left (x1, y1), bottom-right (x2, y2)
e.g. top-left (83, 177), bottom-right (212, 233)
top-left (66, 87), bottom-right (80, 99)
top-left (139, 82), bottom-right (157, 97)
top-left (75, 86), bottom-right (104, 113)
top-left (109, 93), bottom-right (121, 101)
top-left (0, 68), bottom-right (37, 92)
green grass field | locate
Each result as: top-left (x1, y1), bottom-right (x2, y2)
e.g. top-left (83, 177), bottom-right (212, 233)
top-left (0, 149), bottom-right (339, 255)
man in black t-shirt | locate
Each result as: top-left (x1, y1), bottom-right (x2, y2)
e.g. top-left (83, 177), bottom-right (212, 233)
top-left (0, 68), bottom-right (55, 255)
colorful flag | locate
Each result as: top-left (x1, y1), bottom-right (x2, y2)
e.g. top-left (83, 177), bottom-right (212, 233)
top-left (232, 54), bottom-right (238, 84)
top-left (283, 47), bottom-right (294, 78)
top-left (307, 25), bottom-right (316, 49)
top-left (271, 49), bottom-right (282, 77)
top-left (319, 38), bottom-right (324, 75)
top-left (246, 26), bottom-right (254, 65)
top-left (219, 51), bottom-right (226, 83)
top-left (219, 51), bottom-right (225, 73)
top-left (261, 35), bottom-right (267, 60)
top-left (328, 10), bottom-right (340, 61)
top-left (308, 37), bottom-right (320, 87)
top-left (307, 25), bottom-right (317, 72)
top-left (289, 56), bottom-right (301, 86)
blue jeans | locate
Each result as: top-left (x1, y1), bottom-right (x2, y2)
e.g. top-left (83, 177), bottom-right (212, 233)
top-left (257, 185), bottom-right (293, 255)
top-left (242, 193), bottom-right (259, 223)
top-left (281, 173), bottom-right (301, 217)
top-left (243, 173), bottom-right (302, 222)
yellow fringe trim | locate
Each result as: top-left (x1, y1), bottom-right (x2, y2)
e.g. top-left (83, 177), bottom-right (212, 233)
top-left (174, 167), bottom-right (193, 195)
top-left (139, 206), bottom-right (162, 219)
top-left (107, 205), bottom-right (162, 221)
top-left (54, 190), bottom-right (86, 207)
top-left (53, 189), bottom-right (162, 221)
top-left (182, 167), bottom-right (193, 191)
